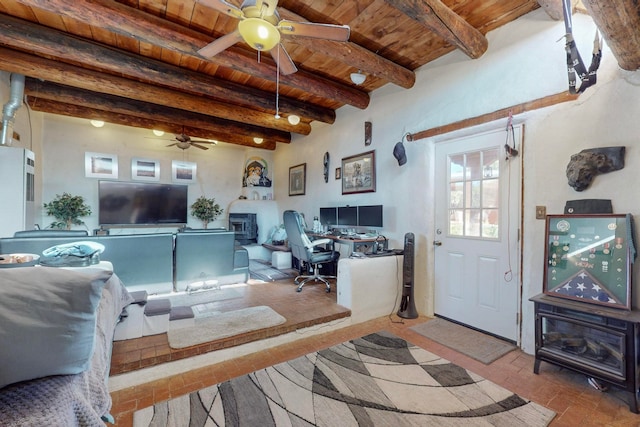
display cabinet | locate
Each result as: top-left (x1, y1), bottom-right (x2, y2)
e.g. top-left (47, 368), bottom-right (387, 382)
top-left (544, 214), bottom-right (632, 310)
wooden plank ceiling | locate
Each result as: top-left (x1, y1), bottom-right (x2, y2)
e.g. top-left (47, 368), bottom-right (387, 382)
top-left (0, 0), bottom-right (637, 151)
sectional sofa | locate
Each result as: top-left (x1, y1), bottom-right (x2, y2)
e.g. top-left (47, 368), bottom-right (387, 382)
top-left (0, 229), bottom-right (249, 294)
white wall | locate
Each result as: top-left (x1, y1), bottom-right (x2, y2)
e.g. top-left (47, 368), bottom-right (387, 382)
top-left (35, 115), bottom-right (277, 233)
top-left (272, 9), bottom-right (640, 354)
top-left (3, 9), bottom-right (640, 354)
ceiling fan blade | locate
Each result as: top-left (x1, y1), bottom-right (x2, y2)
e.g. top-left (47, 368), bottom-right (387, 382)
top-left (191, 143), bottom-right (210, 150)
top-left (278, 20), bottom-right (350, 42)
top-left (198, 30), bottom-right (243, 58)
top-left (190, 139), bottom-right (218, 145)
top-left (196, 0), bottom-right (244, 19)
top-left (271, 44), bottom-right (297, 75)
top-left (166, 143), bottom-right (178, 147)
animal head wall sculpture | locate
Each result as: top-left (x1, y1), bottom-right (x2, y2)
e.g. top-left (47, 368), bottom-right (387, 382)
top-left (566, 146), bottom-right (625, 191)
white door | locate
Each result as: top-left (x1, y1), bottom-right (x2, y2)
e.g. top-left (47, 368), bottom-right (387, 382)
top-left (433, 126), bottom-right (522, 341)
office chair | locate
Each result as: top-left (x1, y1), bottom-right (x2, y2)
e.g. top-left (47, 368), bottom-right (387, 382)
top-left (283, 210), bottom-right (339, 292)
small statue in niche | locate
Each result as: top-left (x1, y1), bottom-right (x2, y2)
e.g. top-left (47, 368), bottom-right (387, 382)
top-left (242, 157), bottom-right (272, 188)
top-left (566, 146), bottom-right (625, 191)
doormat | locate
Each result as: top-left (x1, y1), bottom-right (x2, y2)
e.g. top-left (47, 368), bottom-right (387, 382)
top-left (249, 259), bottom-right (296, 282)
top-left (167, 305), bottom-right (286, 349)
top-left (410, 318), bottom-right (517, 364)
top-left (134, 331), bottom-right (555, 426)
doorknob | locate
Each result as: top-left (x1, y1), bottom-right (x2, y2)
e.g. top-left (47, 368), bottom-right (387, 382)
top-left (433, 240), bottom-right (442, 246)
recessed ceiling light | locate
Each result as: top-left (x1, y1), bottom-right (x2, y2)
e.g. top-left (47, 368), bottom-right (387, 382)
top-left (350, 71), bottom-right (366, 85)
top-left (253, 137), bottom-right (264, 144)
top-left (288, 114), bottom-right (300, 125)
top-left (152, 129), bottom-right (165, 136)
top-left (90, 120), bottom-right (105, 128)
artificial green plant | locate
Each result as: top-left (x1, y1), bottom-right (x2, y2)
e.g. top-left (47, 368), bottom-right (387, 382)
top-left (190, 195), bottom-right (223, 229)
top-left (44, 192), bottom-right (92, 230)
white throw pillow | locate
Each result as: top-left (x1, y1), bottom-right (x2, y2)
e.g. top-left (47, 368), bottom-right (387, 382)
top-left (0, 266), bottom-right (112, 389)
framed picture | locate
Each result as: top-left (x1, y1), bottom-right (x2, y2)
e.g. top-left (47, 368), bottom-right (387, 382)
top-left (335, 167), bottom-right (341, 180)
top-left (341, 150), bottom-right (376, 194)
top-left (289, 163), bottom-right (306, 196)
top-left (131, 157), bottom-right (160, 181)
top-left (85, 152), bottom-right (118, 179)
top-left (543, 214), bottom-right (632, 310)
top-left (172, 160), bottom-right (197, 183)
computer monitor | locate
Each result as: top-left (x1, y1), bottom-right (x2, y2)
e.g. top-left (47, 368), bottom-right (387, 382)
top-left (337, 206), bottom-right (358, 226)
top-left (319, 207), bottom-right (337, 226)
top-left (358, 205), bottom-right (383, 227)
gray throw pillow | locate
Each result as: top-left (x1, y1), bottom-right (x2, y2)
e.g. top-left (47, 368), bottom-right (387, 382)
top-left (0, 266), bottom-right (112, 389)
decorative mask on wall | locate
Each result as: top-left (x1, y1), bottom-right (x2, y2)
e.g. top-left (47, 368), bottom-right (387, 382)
top-left (323, 152), bottom-right (330, 183)
top-left (566, 146), bottom-right (625, 191)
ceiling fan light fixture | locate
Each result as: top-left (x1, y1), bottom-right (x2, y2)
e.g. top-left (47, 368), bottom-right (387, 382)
top-left (350, 71), bottom-right (366, 85)
top-left (152, 129), bottom-right (165, 136)
top-left (287, 114), bottom-right (300, 125)
top-left (239, 18), bottom-right (280, 51)
top-left (90, 119), bottom-right (105, 128)
top-left (253, 137), bottom-right (264, 144)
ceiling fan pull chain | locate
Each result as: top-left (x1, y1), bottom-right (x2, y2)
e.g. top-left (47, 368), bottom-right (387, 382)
top-left (275, 45), bottom-right (281, 119)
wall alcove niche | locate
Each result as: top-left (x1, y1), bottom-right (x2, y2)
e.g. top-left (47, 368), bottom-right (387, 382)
top-left (228, 199), bottom-right (279, 259)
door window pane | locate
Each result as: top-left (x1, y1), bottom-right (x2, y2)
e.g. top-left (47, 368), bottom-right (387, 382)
top-left (450, 182), bottom-right (463, 208)
top-left (447, 148), bottom-right (500, 240)
top-left (482, 209), bottom-right (499, 238)
top-left (466, 151), bottom-right (482, 180)
top-left (483, 179), bottom-right (499, 208)
top-left (449, 209), bottom-right (463, 236)
top-left (450, 154), bottom-right (464, 182)
top-left (483, 149), bottom-right (500, 178)
top-left (465, 209), bottom-right (481, 237)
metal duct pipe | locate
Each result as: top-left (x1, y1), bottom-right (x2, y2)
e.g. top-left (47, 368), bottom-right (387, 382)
top-left (1, 73), bottom-right (25, 146)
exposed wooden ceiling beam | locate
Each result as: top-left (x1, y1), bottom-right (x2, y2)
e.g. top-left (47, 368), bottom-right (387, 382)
top-left (537, 0), bottom-right (565, 20)
top-left (277, 8), bottom-right (415, 89)
top-left (0, 46), bottom-right (306, 136)
top-left (0, 14), bottom-right (334, 126)
top-left (383, 0), bottom-right (488, 60)
top-left (581, 0), bottom-right (640, 71)
top-left (27, 98), bottom-right (278, 150)
top-left (14, 0), bottom-right (372, 109)
top-left (24, 79), bottom-right (289, 146)
top-left (407, 91), bottom-right (579, 141)
top-left (536, 0), bottom-right (585, 20)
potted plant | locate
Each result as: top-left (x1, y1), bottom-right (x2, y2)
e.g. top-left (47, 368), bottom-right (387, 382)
top-left (44, 192), bottom-right (92, 230)
top-left (190, 195), bottom-right (223, 229)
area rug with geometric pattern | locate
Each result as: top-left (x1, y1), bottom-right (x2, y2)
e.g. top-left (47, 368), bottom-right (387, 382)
top-left (134, 331), bottom-right (555, 426)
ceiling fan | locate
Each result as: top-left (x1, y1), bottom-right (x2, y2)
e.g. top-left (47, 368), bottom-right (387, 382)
top-left (197, 0), bottom-right (350, 75)
top-left (166, 134), bottom-right (218, 150)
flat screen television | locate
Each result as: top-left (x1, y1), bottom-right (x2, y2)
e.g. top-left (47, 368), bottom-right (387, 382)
top-left (358, 205), bottom-right (383, 227)
top-left (319, 207), bottom-right (337, 226)
top-left (98, 181), bottom-right (188, 226)
top-left (337, 206), bottom-right (357, 226)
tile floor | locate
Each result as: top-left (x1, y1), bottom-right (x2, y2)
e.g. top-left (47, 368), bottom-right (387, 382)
top-left (109, 279), bottom-right (640, 426)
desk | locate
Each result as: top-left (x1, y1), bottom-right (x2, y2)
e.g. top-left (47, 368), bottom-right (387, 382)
top-left (310, 234), bottom-right (387, 255)
top-left (261, 243), bottom-right (290, 252)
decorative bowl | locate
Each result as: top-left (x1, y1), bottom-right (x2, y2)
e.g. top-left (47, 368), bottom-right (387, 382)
top-left (0, 253), bottom-right (40, 268)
